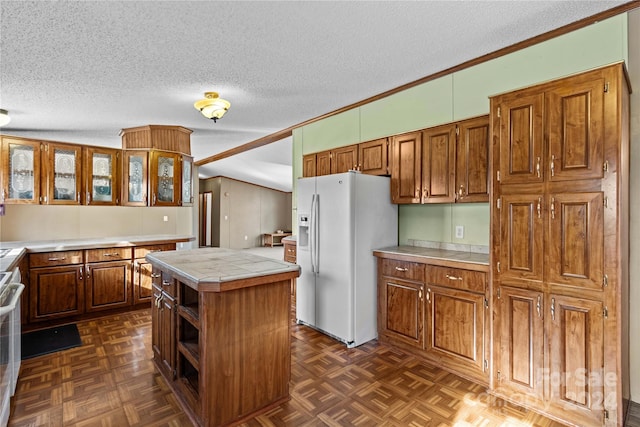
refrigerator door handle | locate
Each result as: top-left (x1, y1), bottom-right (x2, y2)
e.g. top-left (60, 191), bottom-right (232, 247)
top-left (314, 194), bottom-right (320, 273)
top-left (310, 194), bottom-right (317, 273)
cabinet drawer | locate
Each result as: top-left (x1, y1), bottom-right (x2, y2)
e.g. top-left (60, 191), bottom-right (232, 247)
top-left (30, 250), bottom-right (83, 267)
top-left (86, 247), bottom-right (131, 263)
top-left (284, 242), bottom-right (297, 263)
top-left (134, 243), bottom-right (176, 259)
top-left (426, 265), bottom-right (485, 293)
top-left (381, 259), bottom-right (424, 282)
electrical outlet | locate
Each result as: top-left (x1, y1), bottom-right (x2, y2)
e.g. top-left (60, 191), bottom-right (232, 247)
top-left (455, 225), bottom-right (464, 239)
top-left (244, 235), bottom-right (248, 241)
top-left (163, 215), bottom-right (169, 222)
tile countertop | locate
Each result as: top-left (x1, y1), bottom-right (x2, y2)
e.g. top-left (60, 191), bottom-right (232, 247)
top-left (0, 234), bottom-right (195, 273)
top-left (373, 245), bottom-right (490, 271)
top-left (146, 247), bottom-right (301, 290)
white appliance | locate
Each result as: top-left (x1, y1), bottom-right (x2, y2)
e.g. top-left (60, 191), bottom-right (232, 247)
top-left (296, 171), bottom-right (397, 347)
top-left (0, 267), bottom-right (24, 427)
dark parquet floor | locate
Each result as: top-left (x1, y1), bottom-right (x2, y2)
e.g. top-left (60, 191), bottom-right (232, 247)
top-left (8, 307), bottom-right (640, 426)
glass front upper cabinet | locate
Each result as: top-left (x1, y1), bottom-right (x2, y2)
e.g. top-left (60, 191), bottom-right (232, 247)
top-left (122, 151), bottom-right (149, 207)
top-left (182, 156), bottom-right (193, 206)
top-left (150, 151), bottom-right (181, 206)
top-left (45, 143), bottom-right (82, 205)
top-left (1, 137), bottom-right (42, 204)
top-left (84, 147), bottom-right (119, 205)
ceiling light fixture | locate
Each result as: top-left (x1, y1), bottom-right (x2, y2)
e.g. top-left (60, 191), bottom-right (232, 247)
top-left (194, 92), bottom-right (230, 123)
top-left (0, 109), bottom-right (10, 126)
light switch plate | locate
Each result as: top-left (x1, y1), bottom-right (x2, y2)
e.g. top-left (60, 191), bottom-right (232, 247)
top-left (455, 225), bottom-right (464, 239)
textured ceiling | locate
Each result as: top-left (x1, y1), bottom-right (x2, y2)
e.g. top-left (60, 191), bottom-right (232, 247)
top-left (0, 1), bottom-right (629, 192)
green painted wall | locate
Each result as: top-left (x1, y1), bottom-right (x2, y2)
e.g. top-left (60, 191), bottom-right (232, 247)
top-left (292, 14), bottom-right (628, 247)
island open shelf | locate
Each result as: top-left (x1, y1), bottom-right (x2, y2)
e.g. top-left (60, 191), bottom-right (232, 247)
top-left (146, 247), bottom-right (300, 427)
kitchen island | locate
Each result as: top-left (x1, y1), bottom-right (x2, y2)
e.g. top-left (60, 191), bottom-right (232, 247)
top-left (145, 247), bottom-right (300, 427)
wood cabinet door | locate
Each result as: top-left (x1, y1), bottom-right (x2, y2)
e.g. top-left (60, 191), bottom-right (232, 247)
top-left (548, 295), bottom-right (604, 426)
top-left (358, 138), bottom-right (388, 175)
top-left (315, 150), bottom-right (331, 176)
top-left (83, 146), bottom-right (119, 205)
top-left (181, 155), bottom-right (194, 206)
top-left (495, 286), bottom-right (544, 401)
top-left (29, 265), bottom-right (84, 321)
top-left (302, 154), bottom-right (316, 177)
top-left (422, 124), bottom-right (455, 203)
top-left (547, 192), bottom-right (604, 291)
top-left (456, 116), bottom-right (489, 202)
top-left (1, 137), bottom-right (42, 204)
top-left (496, 91), bottom-right (544, 185)
top-left (160, 292), bottom-right (176, 378)
top-left (122, 150), bottom-right (149, 206)
top-left (390, 131), bottom-right (421, 204)
top-left (133, 259), bottom-right (154, 304)
top-left (425, 285), bottom-right (486, 377)
top-left (43, 142), bottom-right (83, 205)
top-left (499, 194), bottom-right (545, 283)
top-left (331, 145), bottom-right (358, 174)
top-left (150, 151), bottom-right (182, 206)
top-left (380, 278), bottom-right (424, 349)
top-left (151, 285), bottom-right (162, 361)
top-left (85, 260), bottom-right (131, 312)
top-left (546, 77), bottom-right (605, 182)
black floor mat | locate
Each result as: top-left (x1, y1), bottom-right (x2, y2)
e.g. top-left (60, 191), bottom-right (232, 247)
top-left (21, 323), bottom-right (82, 360)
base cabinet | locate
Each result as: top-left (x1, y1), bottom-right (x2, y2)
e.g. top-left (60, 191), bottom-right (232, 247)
top-left (85, 260), bottom-right (130, 312)
top-left (376, 257), bottom-right (489, 385)
top-left (29, 265), bottom-right (84, 321)
top-left (152, 279), bottom-right (176, 380)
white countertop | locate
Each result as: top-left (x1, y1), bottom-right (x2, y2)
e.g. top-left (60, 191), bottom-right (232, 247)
top-left (374, 245), bottom-right (490, 266)
top-left (0, 234), bottom-right (194, 272)
top-left (146, 247), bottom-right (300, 286)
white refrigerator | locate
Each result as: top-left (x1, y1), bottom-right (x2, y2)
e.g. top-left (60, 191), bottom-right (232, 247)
top-left (296, 171), bottom-right (398, 347)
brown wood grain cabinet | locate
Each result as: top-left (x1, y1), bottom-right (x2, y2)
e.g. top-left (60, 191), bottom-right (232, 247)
top-left (421, 124), bottom-right (456, 203)
top-left (83, 146), bottom-right (120, 205)
top-left (390, 131), bottom-right (422, 203)
top-left (42, 142), bottom-right (83, 205)
top-left (152, 272), bottom-right (176, 381)
top-left (150, 150), bottom-right (182, 206)
top-left (377, 256), bottom-right (489, 385)
top-left (491, 63), bottom-right (629, 427)
top-left (455, 116), bottom-right (489, 202)
top-left (122, 150), bottom-right (149, 206)
top-left (315, 150), bottom-right (331, 176)
top-left (29, 250), bottom-right (85, 321)
top-left (85, 247), bottom-right (131, 312)
top-left (358, 138), bottom-right (389, 175)
top-left (330, 144), bottom-right (358, 174)
top-left (302, 153), bottom-right (316, 177)
top-left (0, 136), bottom-right (42, 204)
top-left (133, 243), bottom-right (176, 305)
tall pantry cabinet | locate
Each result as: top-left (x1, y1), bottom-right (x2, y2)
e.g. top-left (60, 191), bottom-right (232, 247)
top-left (490, 63), bottom-right (629, 427)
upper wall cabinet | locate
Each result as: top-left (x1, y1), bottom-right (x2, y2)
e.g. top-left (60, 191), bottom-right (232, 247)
top-left (390, 116), bottom-right (489, 205)
top-left (302, 154), bottom-right (316, 177)
top-left (181, 156), bottom-right (194, 206)
top-left (455, 116), bottom-right (489, 202)
top-left (391, 131), bottom-right (422, 204)
top-left (150, 151), bottom-right (182, 206)
top-left (0, 136), bottom-right (42, 204)
top-left (330, 145), bottom-right (358, 174)
top-left (84, 146), bottom-right (120, 206)
top-left (358, 138), bottom-right (389, 175)
top-left (122, 150), bottom-right (149, 207)
top-left (494, 73), bottom-right (605, 185)
top-left (43, 142), bottom-right (83, 205)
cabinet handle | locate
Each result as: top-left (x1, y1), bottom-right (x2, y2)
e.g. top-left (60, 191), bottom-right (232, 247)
top-left (550, 155), bottom-right (555, 177)
top-left (1, 188), bottom-right (6, 201)
top-left (103, 253), bottom-right (120, 257)
top-left (536, 157), bottom-right (541, 178)
top-left (551, 297), bottom-right (556, 321)
top-left (287, 249), bottom-right (294, 253)
top-left (47, 256), bottom-right (67, 261)
top-left (394, 267), bottom-right (408, 272)
top-left (86, 266), bottom-right (91, 279)
top-left (162, 280), bottom-right (171, 287)
top-left (426, 288), bottom-right (430, 304)
top-left (79, 267), bottom-right (83, 281)
top-left (151, 273), bottom-right (161, 278)
top-left (550, 197), bottom-right (556, 220)
top-left (86, 191), bottom-right (91, 204)
top-left (446, 274), bottom-right (462, 281)
top-left (537, 197), bottom-right (542, 219)
top-left (458, 184), bottom-right (464, 198)
top-left (152, 193), bottom-right (156, 206)
top-left (536, 295), bottom-right (541, 317)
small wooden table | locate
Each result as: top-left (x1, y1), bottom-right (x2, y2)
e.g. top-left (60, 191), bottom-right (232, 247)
top-left (263, 232), bottom-right (292, 247)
